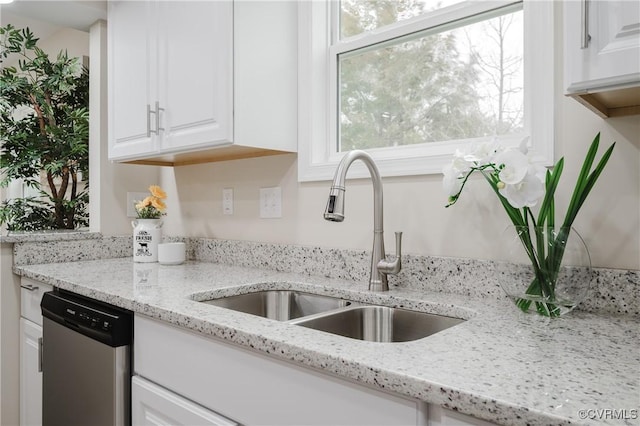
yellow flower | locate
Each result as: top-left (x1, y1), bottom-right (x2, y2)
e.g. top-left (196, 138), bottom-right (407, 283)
top-left (136, 196), bottom-right (153, 210)
top-left (135, 185), bottom-right (168, 218)
top-left (150, 197), bottom-right (166, 212)
top-left (149, 185), bottom-right (167, 200)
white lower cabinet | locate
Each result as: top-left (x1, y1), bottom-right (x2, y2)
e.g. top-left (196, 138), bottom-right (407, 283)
top-left (132, 376), bottom-right (237, 426)
top-left (134, 314), bottom-right (428, 425)
top-left (19, 278), bottom-right (52, 426)
top-left (134, 315), bottom-right (498, 425)
top-left (19, 319), bottom-right (42, 426)
top-left (428, 405), bottom-right (499, 426)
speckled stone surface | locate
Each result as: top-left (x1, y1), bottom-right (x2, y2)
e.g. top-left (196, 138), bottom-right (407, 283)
top-left (0, 230), bottom-right (100, 243)
top-left (14, 258), bottom-right (640, 426)
top-left (13, 235), bottom-right (131, 265)
top-left (11, 235), bottom-right (640, 318)
top-left (189, 238), bottom-right (639, 318)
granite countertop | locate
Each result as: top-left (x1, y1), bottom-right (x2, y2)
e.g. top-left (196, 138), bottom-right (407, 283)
top-left (0, 230), bottom-right (100, 243)
top-left (14, 258), bottom-right (639, 426)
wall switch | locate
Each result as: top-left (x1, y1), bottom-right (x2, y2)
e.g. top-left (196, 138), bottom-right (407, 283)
top-left (222, 188), bottom-right (234, 215)
top-left (259, 187), bottom-right (282, 219)
top-left (127, 192), bottom-right (150, 218)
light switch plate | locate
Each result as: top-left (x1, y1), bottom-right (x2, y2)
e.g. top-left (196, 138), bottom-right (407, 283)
top-left (127, 192), bottom-right (150, 218)
top-left (222, 188), bottom-right (233, 215)
top-left (259, 187), bottom-right (282, 218)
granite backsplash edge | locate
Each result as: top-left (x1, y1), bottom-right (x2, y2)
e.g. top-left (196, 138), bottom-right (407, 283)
top-left (10, 235), bottom-right (639, 318)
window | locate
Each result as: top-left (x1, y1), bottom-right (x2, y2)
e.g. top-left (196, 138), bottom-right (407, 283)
top-left (298, 0), bottom-right (554, 182)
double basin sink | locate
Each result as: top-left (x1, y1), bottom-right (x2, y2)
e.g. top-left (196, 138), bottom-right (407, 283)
top-left (201, 290), bottom-right (464, 343)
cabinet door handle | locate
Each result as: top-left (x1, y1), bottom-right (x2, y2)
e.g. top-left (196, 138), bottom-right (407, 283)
top-left (148, 102), bottom-right (164, 135)
top-left (581, 0), bottom-right (591, 49)
top-left (20, 284), bottom-right (39, 292)
top-left (38, 337), bottom-right (43, 373)
top-left (147, 104), bottom-right (152, 137)
top-left (155, 101), bottom-right (165, 134)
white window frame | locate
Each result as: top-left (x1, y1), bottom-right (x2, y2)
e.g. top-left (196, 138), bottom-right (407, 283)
top-left (297, 0), bottom-right (555, 182)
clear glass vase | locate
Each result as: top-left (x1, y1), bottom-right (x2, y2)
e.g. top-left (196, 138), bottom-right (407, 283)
top-left (494, 225), bottom-right (593, 317)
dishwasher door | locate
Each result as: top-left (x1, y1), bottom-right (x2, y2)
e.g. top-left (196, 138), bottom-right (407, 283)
top-left (41, 290), bottom-right (132, 426)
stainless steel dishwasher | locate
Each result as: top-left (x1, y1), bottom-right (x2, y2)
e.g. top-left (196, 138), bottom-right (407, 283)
top-left (41, 289), bottom-right (133, 426)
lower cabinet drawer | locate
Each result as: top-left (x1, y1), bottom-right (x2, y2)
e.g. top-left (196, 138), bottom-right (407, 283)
top-left (134, 314), bottom-right (427, 425)
top-left (20, 278), bottom-right (53, 325)
top-left (132, 376), bottom-right (237, 426)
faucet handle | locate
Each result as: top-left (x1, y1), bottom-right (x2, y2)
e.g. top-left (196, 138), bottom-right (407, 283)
top-left (378, 231), bottom-right (402, 275)
top-left (394, 231), bottom-right (402, 260)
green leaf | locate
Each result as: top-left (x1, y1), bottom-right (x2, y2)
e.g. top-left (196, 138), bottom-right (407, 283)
top-left (537, 158), bottom-right (564, 226)
top-left (0, 24), bottom-right (90, 230)
top-left (563, 133), bottom-right (615, 228)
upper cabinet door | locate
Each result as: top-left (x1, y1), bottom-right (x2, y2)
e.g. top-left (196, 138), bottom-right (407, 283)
top-left (108, 1), bottom-right (233, 161)
top-left (564, 0), bottom-right (640, 116)
top-left (159, 1), bottom-right (233, 153)
top-left (108, 0), bottom-right (297, 165)
top-left (565, 0), bottom-right (640, 90)
top-left (108, 1), bottom-right (158, 159)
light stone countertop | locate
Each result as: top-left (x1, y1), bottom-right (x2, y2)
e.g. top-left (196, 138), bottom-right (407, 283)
top-left (14, 258), bottom-right (639, 426)
top-left (0, 230), bottom-right (100, 243)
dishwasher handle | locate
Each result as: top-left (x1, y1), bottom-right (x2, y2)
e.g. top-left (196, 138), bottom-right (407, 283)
top-left (38, 337), bottom-right (43, 373)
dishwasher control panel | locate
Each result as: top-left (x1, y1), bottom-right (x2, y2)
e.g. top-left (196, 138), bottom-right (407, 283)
top-left (41, 289), bottom-right (132, 347)
top-left (67, 307), bottom-right (112, 331)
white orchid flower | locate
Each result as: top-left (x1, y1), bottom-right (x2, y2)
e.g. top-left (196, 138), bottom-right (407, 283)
top-left (494, 149), bottom-right (529, 185)
top-left (463, 139), bottom-right (502, 166)
top-left (442, 162), bottom-right (464, 197)
top-left (518, 136), bottom-right (530, 154)
top-left (448, 149), bottom-right (473, 175)
top-left (517, 136), bottom-right (549, 182)
top-left (528, 163), bottom-right (547, 183)
top-left (499, 172), bottom-right (545, 208)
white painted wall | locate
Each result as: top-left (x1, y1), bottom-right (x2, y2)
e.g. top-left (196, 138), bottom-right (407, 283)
top-left (0, 10), bottom-right (20, 424)
top-left (158, 102), bottom-right (638, 271)
top-left (155, 6), bottom-right (639, 271)
top-left (39, 27), bottom-right (89, 60)
top-left (0, 16), bottom-right (90, 67)
top-left (0, 244), bottom-right (20, 426)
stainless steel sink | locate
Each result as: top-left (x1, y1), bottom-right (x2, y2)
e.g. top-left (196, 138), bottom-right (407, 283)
top-left (201, 289), bottom-right (464, 342)
top-left (201, 290), bottom-right (352, 321)
top-left (293, 305), bottom-right (464, 343)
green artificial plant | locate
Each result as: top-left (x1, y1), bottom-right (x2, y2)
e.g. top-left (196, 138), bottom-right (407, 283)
top-left (0, 25), bottom-right (89, 231)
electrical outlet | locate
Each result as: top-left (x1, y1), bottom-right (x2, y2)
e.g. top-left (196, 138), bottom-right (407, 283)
top-left (222, 188), bottom-right (233, 215)
top-left (259, 187), bottom-right (282, 218)
top-left (127, 192), bottom-right (150, 217)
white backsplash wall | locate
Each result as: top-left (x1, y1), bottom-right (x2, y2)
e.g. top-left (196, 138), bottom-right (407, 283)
top-left (158, 95), bottom-right (639, 271)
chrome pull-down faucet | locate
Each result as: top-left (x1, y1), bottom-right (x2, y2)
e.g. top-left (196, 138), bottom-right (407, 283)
top-left (324, 150), bottom-right (402, 292)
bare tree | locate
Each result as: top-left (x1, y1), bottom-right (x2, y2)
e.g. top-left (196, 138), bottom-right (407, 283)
top-left (467, 13), bottom-right (524, 134)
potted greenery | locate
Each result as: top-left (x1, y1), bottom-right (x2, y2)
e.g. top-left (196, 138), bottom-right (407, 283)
top-left (444, 133), bottom-right (614, 316)
top-left (0, 25), bottom-right (89, 231)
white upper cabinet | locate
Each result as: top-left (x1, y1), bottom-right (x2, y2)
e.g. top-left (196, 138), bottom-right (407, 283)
top-left (564, 0), bottom-right (640, 117)
top-left (108, 1), bottom-right (297, 165)
top-left (109, 1), bottom-right (156, 159)
top-left (158, 1), bottom-right (233, 154)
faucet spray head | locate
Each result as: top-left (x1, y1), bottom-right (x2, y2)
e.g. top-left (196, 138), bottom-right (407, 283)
top-left (324, 186), bottom-right (345, 222)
